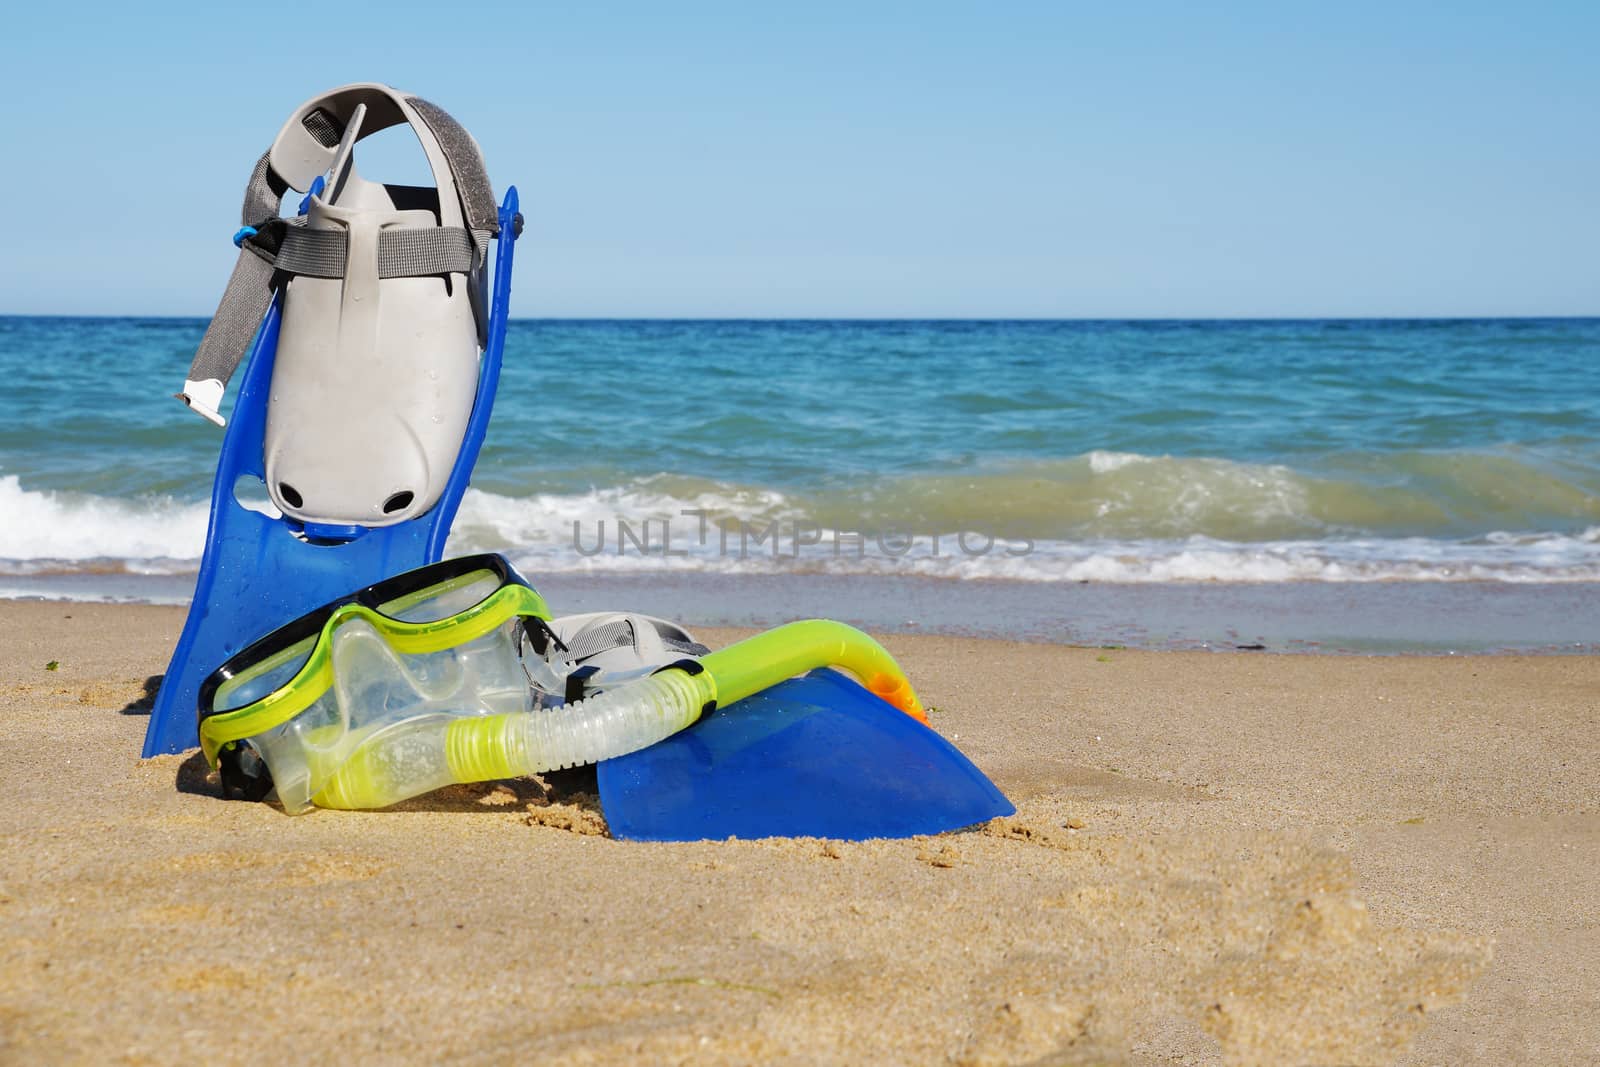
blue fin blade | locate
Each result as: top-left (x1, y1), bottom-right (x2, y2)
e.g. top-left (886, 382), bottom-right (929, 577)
top-left (597, 669), bottom-right (1015, 842)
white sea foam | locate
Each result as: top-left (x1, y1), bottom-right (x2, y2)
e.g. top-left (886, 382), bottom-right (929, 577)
top-left (4, 477), bottom-right (1600, 589)
top-left (1086, 449), bottom-right (1152, 474)
top-left (486, 532), bottom-right (1600, 584)
top-left (444, 489), bottom-right (1600, 583)
top-left (0, 475), bottom-right (208, 566)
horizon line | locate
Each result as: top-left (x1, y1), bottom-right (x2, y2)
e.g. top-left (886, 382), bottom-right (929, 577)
top-left (3, 312), bottom-right (1599, 324)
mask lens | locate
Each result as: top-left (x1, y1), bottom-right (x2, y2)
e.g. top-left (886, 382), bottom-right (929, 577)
top-left (212, 634), bottom-right (319, 712)
top-left (377, 569), bottom-right (504, 623)
top-left (245, 613), bottom-right (534, 814)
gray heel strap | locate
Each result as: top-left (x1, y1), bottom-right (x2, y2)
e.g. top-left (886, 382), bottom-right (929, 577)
top-left (177, 85), bottom-right (499, 424)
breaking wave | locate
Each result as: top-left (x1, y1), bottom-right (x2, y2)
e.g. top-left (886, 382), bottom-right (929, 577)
top-left (5, 453), bottom-right (1599, 591)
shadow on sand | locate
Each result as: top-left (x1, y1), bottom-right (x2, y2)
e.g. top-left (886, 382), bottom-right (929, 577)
top-left (119, 675), bottom-right (163, 715)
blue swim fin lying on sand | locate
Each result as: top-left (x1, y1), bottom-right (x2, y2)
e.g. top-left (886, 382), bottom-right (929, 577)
top-left (143, 84), bottom-right (520, 756)
top-left (596, 669), bottom-right (1015, 842)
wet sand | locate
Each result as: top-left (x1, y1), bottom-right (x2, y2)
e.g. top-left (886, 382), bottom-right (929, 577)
top-left (7, 572), bottom-right (1599, 655)
top-left (2, 599), bottom-right (1596, 1064)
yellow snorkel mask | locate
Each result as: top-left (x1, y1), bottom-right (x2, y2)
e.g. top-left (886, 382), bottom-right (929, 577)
top-left (199, 553), bottom-right (925, 814)
top-left (199, 554), bottom-right (562, 811)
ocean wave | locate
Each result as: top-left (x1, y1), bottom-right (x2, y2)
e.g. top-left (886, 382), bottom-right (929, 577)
top-left (448, 484), bottom-right (1600, 583)
top-left (478, 527), bottom-right (1600, 584)
top-left (817, 449), bottom-right (1600, 542)
top-left (4, 468), bottom-right (1600, 586)
top-left (0, 475), bottom-right (208, 563)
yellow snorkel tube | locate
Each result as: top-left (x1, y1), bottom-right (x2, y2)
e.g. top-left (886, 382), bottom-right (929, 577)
top-left (701, 620), bottom-right (924, 721)
top-left (312, 620), bottom-right (923, 811)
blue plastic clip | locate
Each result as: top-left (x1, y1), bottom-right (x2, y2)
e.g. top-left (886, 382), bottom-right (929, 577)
top-left (298, 175), bottom-right (326, 216)
top-left (298, 522), bottom-right (366, 545)
top-left (231, 226), bottom-right (258, 248)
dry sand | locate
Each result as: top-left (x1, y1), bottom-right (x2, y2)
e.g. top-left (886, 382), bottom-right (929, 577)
top-left (1, 599), bottom-right (1596, 1065)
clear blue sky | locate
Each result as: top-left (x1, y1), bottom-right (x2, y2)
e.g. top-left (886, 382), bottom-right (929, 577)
top-left (2, 2), bottom-right (1595, 317)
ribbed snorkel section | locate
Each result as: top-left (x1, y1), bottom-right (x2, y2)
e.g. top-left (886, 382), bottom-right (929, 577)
top-left (309, 668), bottom-right (714, 810)
top-left (448, 668), bottom-right (712, 782)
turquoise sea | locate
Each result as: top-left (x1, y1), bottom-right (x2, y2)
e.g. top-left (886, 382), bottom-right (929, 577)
top-left (1, 316), bottom-right (1598, 648)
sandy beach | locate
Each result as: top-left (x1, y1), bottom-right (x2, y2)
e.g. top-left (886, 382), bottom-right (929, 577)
top-left (1, 598), bottom-right (1596, 1064)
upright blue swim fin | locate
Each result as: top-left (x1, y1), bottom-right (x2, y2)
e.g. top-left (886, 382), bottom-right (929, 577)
top-left (596, 669), bottom-right (1015, 842)
top-left (143, 84), bottom-right (522, 757)
top-left (142, 190), bottom-right (519, 756)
